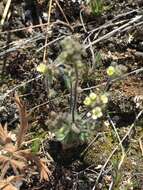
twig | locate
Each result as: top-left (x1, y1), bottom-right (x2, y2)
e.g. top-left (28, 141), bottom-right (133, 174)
top-left (81, 133), bottom-right (101, 156)
top-left (139, 136), bottom-right (143, 156)
top-left (108, 179), bottom-right (114, 190)
top-left (43, 0), bottom-right (53, 63)
top-left (54, 0), bottom-right (70, 26)
top-left (36, 35), bottom-right (65, 52)
top-left (0, 20), bottom-right (73, 35)
top-left (80, 10), bottom-right (96, 68)
top-left (0, 33), bottom-right (45, 57)
top-left (122, 20), bottom-right (143, 32)
top-left (87, 9), bottom-right (138, 37)
top-left (0, 0), bottom-right (12, 25)
top-left (108, 115), bottom-right (125, 170)
top-left (85, 15), bottom-right (142, 49)
top-left (0, 75), bottom-right (42, 103)
top-left (0, 33), bottom-right (65, 57)
top-left (85, 19), bottom-right (129, 44)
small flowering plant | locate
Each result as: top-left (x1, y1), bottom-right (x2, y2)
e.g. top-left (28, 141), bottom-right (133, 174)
top-left (83, 63), bottom-right (127, 122)
top-left (84, 92), bottom-right (109, 120)
top-left (106, 63), bottom-right (127, 78)
top-left (106, 66), bottom-right (116, 76)
top-left (36, 62), bottom-right (59, 89)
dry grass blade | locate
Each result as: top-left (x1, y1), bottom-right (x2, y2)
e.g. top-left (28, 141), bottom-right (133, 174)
top-left (0, 123), bottom-right (12, 144)
top-left (0, 0), bottom-right (12, 25)
top-left (10, 159), bottom-right (26, 173)
top-left (0, 160), bottom-right (9, 179)
top-left (4, 143), bottom-right (17, 153)
top-left (14, 95), bottom-right (29, 148)
top-left (0, 176), bottom-right (23, 190)
top-left (39, 158), bottom-right (51, 181)
top-left (13, 149), bottom-right (31, 161)
top-left (18, 151), bottom-right (51, 181)
top-left (0, 183), bottom-right (18, 190)
top-left (0, 147), bottom-right (27, 177)
top-left (25, 154), bottom-right (51, 181)
top-left (0, 95), bottom-right (52, 181)
top-left (0, 155), bottom-right (9, 164)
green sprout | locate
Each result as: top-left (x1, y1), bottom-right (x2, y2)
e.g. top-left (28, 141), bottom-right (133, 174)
top-left (88, 0), bottom-right (104, 15)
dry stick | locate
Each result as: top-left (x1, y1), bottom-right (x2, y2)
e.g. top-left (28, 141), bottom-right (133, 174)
top-left (42, 0), bottom-right (53, 95)
top-left (0, 33), bottom-right (45, 56)
top-left (85, 15), bottom-right (142, 49)
top-left (108, 180), bottom-right (114, 190)
top-left (0, 0), bottom-right (12, 25)
top-left (85, 8), bottom-right (139, 39)
top-left (80, 10), bottom-right (96, 68)
top-left (122, 20), bottom-right (143, 32)
top-left (111, 9), bottom-right (139, 21)
top-left (0, 19), bottom-right (73, 35)
top-left (0, 74), bottom-right (42, 102)
top-left (90, 11), bottom-right (142, 42)
top-left (0, 23), bottom-right (47, 34)
top-left (0, 22), bottom-right (50, 34)
top-left (81, 133), bottom-right (101, 155)
top-left (43, 0), bottom-right (53, 63)
top-left (108, 115), bottom-right (125, 170)
top-left (0, 26), bottom-right (69, 57)
top-left (36, 35), bottom-right (65, 52)
top-left (54, 0), bottom-right (70, 27)
top-left (84, 19), bottom-right (129, 45)
top-left (139, 136), bottom-right (143, 156)
top-left (92, 110), bottom-right (143, 189)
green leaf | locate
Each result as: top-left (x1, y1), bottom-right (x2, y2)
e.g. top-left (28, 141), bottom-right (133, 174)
top-left (31, 139), bottom-right (41, 153)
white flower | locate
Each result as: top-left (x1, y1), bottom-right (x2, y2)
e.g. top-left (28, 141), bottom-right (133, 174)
top-left (89, 92), bottom-right (97, 101)
top-left (100, 94), bottom-right (108, 104)
top-left (92, 107), bottom-right (103, 120)
top-left (87, 112), bottom-right (91, 117)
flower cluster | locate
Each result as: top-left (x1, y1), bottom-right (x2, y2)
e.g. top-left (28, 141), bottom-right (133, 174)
top-left (84, 92), bottom-right (108, 120)
top-left (56, 36), bottom-right (85, 68)
top-left (36, 63), bottom-right (48, 74)
top-left (106, 66), bottom-right (116, 76)
top-left (106, 64), bottom-right (127, 77)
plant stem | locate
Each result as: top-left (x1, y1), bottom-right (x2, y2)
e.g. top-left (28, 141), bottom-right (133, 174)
top-left (70, 76), bottom-right (73, 113)
top-left (72, 64), bottom-right (78, 123)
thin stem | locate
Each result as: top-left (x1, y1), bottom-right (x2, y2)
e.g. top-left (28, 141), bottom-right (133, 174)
top-left (72, 64), bottom-right (78, 123)
top-left (70, 76), bottom-right (73, 113)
